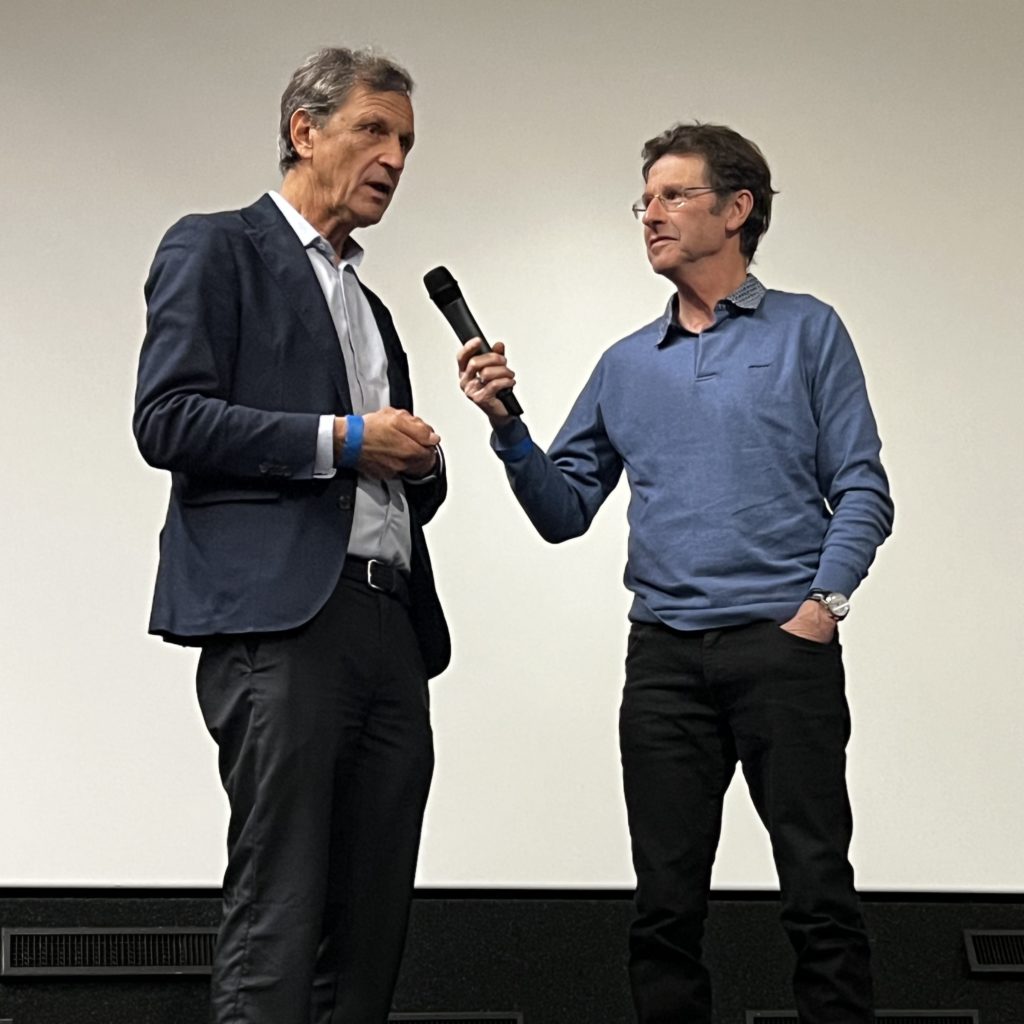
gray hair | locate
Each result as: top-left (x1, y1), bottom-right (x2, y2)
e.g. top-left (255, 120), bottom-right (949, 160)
top-left (278, 47), bottom-right (414, 174)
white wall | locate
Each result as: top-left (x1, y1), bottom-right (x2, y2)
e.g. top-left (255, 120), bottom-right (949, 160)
top-left (1, 0), bottom-right (1022, 890)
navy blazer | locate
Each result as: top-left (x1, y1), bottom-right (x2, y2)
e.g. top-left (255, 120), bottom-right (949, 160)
top-left (134, 195), bottom-right (450, 678)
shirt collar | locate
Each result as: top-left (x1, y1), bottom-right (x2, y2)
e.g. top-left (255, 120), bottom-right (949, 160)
top-left (655, 273), bottom-right (766, 343)
top-left (267, 190), bottom-right (364, 269)
top-left (721, 273), bottom-right (766, 310)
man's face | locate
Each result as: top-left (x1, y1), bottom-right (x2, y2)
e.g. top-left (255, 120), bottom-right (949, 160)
top-left (305, 84), bottom-right (415, 230)
top-left (641, 153), bottom-right (734, 277)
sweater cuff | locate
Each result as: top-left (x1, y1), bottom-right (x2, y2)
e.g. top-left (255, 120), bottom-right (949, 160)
top-left (490, 419), bottom-right (533, 463)
top-left (811, 563), bottom-right (861, 601)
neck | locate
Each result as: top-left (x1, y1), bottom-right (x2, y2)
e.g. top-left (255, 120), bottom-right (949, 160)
top-left (279, 170), bottom-right (355, 259)
top-left (670, 257), bottom-right (748, 333)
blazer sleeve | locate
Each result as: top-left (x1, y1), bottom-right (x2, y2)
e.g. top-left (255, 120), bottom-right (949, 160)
top-left (404, 453), bottom-right (447, 525)
top-left (133, 215), bottom-right (320, 481)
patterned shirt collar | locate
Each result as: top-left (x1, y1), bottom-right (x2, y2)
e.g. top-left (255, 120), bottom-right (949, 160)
top-left (721, 273), bottom-right (765, 310)
top-left (656, 273), bottom-right (766, 342)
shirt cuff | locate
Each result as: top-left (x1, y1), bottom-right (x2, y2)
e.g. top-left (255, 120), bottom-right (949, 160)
top-left (402, 445), bottom-right (444, 484)
top-left (314, 414), bottom-right (337, 478)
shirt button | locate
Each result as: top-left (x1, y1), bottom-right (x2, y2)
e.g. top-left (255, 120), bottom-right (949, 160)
top-left (337, 495), bottom-right (353, 511)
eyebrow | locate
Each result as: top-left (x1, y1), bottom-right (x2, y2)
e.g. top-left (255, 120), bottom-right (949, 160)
top-left (356, 113), bottom-right (415, 153)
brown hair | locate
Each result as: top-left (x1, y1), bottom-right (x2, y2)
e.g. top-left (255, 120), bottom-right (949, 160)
top-left (642, 122), bottom-right (777, 261)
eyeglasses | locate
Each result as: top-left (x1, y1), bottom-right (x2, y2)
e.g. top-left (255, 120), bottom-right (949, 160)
top-left (631, 187), bottom-right (721, 220)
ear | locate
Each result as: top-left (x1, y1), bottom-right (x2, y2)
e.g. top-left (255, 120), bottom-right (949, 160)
top-left (725, 189), bottom-right (754, 233)
top-left (289, 109), bottom-right (317, 161)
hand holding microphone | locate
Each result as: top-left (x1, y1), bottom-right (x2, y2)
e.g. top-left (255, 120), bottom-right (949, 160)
top-left (455, 338), bottom-right (519, 425)
top-left (423, 266), bottom-right (523, 419)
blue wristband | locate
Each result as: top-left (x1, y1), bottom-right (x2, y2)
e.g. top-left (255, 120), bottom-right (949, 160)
top-left (336, 415), bottom-right (364, 469)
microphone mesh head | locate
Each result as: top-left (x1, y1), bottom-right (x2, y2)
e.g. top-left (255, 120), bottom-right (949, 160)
top-left (423, 266), bottom-right (461, 306)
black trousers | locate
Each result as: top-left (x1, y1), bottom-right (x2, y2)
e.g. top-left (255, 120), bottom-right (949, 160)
top-left (619, 620), bottom-right (873, 1024)
top-left (196, 572), bottom-right (434, 1024)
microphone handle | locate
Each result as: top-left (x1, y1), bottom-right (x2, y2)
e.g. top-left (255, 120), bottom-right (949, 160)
top-left (440, 299), bottom-right (523, 416)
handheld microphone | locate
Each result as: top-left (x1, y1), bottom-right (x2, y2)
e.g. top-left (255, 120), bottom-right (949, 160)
top-left (423, 266), bottom-right (523, 417)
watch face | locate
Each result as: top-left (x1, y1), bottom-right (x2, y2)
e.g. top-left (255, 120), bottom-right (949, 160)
top-left (825, 593), bottom-right (850, 618)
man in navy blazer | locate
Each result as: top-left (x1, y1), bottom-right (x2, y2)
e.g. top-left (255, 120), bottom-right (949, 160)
top-left (134, 47), bottom-right (448, 1024)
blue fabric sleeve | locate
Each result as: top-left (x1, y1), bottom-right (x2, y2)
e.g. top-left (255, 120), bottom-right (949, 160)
top-left (809, 310), bottom-right (895, 596)
top-left (489, 361), bottom-right (624, 543)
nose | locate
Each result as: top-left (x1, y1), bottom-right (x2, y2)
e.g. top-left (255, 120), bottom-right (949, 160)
top-left (379, 136), bottom-right (407, 173)
top-left (642, 198), bottom-right (665, 228)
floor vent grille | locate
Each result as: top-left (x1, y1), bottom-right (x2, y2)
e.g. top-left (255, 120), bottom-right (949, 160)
top-left (389, 1017), bottom-right (523, 1023)
top-left (2, 927), bottom-right (217, 976)
top-left (965, 928), bottom-right (1024, 972)
top-left (748, 1014), bottom-right (979, 1024)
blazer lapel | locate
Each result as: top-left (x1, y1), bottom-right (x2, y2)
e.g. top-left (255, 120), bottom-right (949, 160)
top-left (240, 195), bottom-right (351, 412)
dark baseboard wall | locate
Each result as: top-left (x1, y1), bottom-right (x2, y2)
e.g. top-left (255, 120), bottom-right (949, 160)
top-left (1, 889), bottom-right (1022, 1023)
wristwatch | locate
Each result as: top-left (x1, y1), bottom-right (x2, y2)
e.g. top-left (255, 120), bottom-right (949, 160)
top-left (808, 590), bottom-right (850, 621)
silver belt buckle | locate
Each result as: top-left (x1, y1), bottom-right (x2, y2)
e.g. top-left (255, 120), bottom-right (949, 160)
top-left (366, 559), bottom-right (388, 593)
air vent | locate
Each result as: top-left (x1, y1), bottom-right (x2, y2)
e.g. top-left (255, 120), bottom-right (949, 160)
top-left (965, 928), bottom-right (1024, 972)
top-left (2, 927), bottom-right (217, 976)
top-left (748, 1014), bottom-right (978, 1024)
top-left (390, 1017), bottom-right (523, 1023)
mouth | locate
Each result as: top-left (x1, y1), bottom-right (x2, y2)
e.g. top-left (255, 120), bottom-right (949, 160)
top-left (647, 236), bottom-right (674, 249)
top-left (365, 181), bottom-right (393, 199)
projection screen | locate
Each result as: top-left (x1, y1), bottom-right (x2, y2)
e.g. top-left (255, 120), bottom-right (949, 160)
top-left (1, 0), bottom-right (1022, 891)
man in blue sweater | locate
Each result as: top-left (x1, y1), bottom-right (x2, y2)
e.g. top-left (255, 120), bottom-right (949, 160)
top-left (457, 122), bottom-right (893, 1022)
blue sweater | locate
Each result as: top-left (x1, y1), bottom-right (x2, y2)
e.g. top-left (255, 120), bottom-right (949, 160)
top-left (492, 277), bottom-right (894, 630)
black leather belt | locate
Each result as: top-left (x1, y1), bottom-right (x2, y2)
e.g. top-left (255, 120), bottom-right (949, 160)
top-left (341, 557), bottom-right (410, 606)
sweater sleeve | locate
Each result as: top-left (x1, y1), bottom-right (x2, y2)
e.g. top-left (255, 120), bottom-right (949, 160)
top-left (810, 309), bottom-right (895, 596)
top-left (490, 359), bottom-right (623, 543)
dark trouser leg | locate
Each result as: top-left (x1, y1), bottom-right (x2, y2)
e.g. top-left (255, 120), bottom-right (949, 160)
top-left (619, 622), bottom-right (736, 1024)
top-left (723, 623), bottom-right (874, 1024)
top-left (196, 577), bottom-right (433, 1024)
top-left (311, 591), bottom-right (434, 1024)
